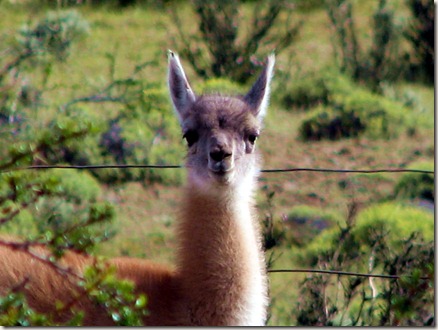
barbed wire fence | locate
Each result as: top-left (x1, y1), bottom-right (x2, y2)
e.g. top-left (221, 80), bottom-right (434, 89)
top-left (0, 164), bottom-right (434, 174)
top-left (1, 163), bottom-right (434, 281)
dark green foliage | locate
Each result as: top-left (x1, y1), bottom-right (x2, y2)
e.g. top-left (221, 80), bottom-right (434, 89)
top-left (300, 106), bottom-right (366, 141)
top-left (296, 202), bottom-right (434, 326)
top-left (404, 0), bottom-right (435, 84)
top-left (79, 260), bottom-right (148, 326)
top-left (171, 0), bottom-right (301, 83)
top-left (284, 70), bottom-right (415, 140)
top-left (0, 292), bottom-right (53, 326)
top-left (394, 161), bottom-right (434, 202)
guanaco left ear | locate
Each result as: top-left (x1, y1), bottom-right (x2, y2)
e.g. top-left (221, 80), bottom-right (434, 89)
top-left (168, 50), bottom-right (196, 124)
top-left (244, 54), bottom-right (275, 121)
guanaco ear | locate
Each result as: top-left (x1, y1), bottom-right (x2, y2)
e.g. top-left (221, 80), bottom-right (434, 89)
top-left (168, 50), bottom-right (196, 124)
top-left (244, 54), bottom-right (275, 121)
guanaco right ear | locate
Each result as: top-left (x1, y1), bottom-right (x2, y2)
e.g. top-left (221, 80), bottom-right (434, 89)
top-left (168, 50), bottom-right (196, 123)
top-left (244, 54), bottom-right (275, 122)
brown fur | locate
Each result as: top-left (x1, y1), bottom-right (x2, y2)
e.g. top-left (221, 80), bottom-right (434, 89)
top-left (176, 189), bottom-right (266, 325)
top-left (0, 242), bottom-right (185, 325)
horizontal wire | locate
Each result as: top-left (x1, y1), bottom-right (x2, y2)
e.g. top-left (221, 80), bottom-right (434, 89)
top-left (267, 268), bottom-right (430, 280)
top-left (0, 164), bottom-right (433, 281)
top-left (261, 168), bottom-right (434, 174)
top-left (1, 164), bottom-right (434, 174)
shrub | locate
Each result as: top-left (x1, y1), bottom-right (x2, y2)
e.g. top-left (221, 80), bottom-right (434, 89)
top-left (325, 0), bottom-right (406, 91)
top-left (53, 84), bottom-right (185, 186)
top-left (292, 71), bottom-right (414, 140)
top-left (282, 76), bottom-right (330, 110)
top-left (296, 202), bottom-right (434, 326)
top-left (0, 169), bottom-right (115, 254)
top-left (281, 68), bottom-right (352, 109)
top-left (94, 85), bottom-right (184, 185)
top-left (404, 0), bottom-right (434, 84)
top-left (354, 202), bottom-right (433, 244)
top-left (302, 202), bottom-right (433, 267)
top-left (394, 161), bottom-right (434, 202)
top-left (171, 0), bottom-right (301, 83)
top-left (299, 106), bottom-right (366, 141)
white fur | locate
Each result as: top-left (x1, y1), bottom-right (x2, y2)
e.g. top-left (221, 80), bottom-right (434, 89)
top-left (233, 199), bottom-right (268, 326)
top-left (256, 53), bottom-right (275, 120)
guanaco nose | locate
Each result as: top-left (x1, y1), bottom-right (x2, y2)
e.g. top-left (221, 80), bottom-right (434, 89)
top-left (210, 148), bottom-right (232, 162)
top-left (209, 134), bottom-right (232, 162)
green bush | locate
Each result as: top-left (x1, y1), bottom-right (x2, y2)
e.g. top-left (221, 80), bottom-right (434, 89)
top-left (281, 69), bottom-right (351, 109)
top-left (354, 201), bottom-right (433, 240)
top-left (95, 85), bottom-right (184, 185)
top-left (283, 70), bottom-right (416, 140)
top-left (171, 0), bottom-right (301, 83)
top-left (299, 106), bottom-right (366, 141)
top-left (302, 202), bottom-right (433, 267)
top-left (53, 85), bottom-right (185, 185)
top-left (0, 169), bottom-right (115, 253)
top-left (296, 201), bottom-right (434, 326)
top-left (394, 161), bottom-right (434, 202)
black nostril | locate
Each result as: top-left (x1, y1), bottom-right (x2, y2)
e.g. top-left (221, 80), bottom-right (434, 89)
top-left (210, 150), bottom-right (231, 162)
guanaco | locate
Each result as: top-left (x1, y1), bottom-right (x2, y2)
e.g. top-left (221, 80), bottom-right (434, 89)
top-left (0, 51), bottom-right (275, 326)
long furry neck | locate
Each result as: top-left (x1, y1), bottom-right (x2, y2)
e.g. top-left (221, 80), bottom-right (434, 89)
top-left (176, 178), bottom-right (267, 326)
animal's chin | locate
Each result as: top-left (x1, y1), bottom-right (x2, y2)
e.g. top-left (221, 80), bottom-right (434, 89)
top-left (209, 169), bottom-right (235, 185)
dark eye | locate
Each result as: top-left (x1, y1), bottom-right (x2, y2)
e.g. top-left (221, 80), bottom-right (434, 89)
top-left (248, 133), bottom-right (259, 144)
top-left (183, 130), bottom-right (199, 147)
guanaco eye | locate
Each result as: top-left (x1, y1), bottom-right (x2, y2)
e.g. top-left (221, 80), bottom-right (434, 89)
top-left (248, 133), bottom-right (259, 144)
top-left (183, 130), bottom-right (199, 147)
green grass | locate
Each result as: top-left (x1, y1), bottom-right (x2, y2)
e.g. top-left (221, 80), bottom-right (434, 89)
top-left (0, 1), bottom-right (434, 326)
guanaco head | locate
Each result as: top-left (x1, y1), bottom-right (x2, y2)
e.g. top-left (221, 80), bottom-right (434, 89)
top-left (168, 51), bottom-right (275, 192)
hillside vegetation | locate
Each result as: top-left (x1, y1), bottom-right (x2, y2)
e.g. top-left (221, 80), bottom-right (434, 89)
top-left (0, 0), bottom-right (434, 326)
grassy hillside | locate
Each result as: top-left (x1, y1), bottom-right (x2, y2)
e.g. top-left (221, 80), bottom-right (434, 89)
top-left (0, 1), bottom-right (434, 326)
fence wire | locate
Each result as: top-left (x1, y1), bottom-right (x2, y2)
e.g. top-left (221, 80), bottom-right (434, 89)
top-left (1, 164), bottom-right (434, 174)
top-left (0, 163), bottom-right (434, 281)
top-left (267, 268), bottom-right (430, 280)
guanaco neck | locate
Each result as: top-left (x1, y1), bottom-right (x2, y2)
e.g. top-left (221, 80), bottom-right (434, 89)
top-left (176, 180), bottom-right (268, 326)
